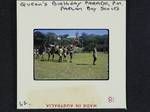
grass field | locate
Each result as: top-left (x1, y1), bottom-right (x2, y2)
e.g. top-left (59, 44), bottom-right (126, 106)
top-left (34, 52), bottom-right (108, 80)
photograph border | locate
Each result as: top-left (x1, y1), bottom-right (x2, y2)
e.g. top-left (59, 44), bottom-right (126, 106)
top-left (33, 28), bottom-right (109, 81)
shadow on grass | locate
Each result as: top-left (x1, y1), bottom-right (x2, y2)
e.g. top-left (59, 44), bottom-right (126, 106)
top-left (39, 59), bottom-right (68, 63)
top-left (76, 64), bottom-right (91, 65)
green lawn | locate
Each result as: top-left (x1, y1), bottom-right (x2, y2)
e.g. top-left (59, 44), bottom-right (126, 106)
top-left (34, 52), bottom-right (108, 80)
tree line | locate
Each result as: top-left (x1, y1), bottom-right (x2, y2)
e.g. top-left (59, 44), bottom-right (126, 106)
top-left (34, 31), bottom-right (109, 52)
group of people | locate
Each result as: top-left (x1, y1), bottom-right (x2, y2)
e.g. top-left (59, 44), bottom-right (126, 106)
top-left (34, 44), bottom-right (74, 63)
top-left (34, 44), bottom-right (98, 65)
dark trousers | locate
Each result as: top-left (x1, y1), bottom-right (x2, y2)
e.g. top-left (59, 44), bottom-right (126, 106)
top-left (93, 56), bottom-right (97, 65)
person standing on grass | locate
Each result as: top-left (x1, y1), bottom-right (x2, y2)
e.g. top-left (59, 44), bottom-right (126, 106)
top-left (63, 46), bottom-right (67, 61)
top-left (69, 45), bottom-right (74, 63)
top-left (59, 46), bottom-right (63, 62)
top-left (47, 46), bottom-right (51, 61)
top-left (39, 45), bottom-right (45, 61)
top-left (93, 46), bottom-right (97, 65)
top-left (51, 46), bottom-right (55, 61)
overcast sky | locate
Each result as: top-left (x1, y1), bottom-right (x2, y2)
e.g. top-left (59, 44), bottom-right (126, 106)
top-left (34, 29), bottom-right (108, 36)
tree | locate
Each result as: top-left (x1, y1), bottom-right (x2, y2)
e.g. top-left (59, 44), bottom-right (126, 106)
top-left (34, 31), bottom-right (47, 48)
top-left (79, 33), bottom-right (109, 52)
top-left (46, 32), bottom-right (57, 45)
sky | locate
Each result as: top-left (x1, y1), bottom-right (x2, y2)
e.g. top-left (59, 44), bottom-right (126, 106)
top-left (34, 29), bottom-right (108, 36)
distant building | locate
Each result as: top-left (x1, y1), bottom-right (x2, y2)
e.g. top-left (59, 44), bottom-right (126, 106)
top-left (67, 36), bottom-right (76, 38)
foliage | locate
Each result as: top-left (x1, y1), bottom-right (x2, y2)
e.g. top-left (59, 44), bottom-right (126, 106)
top-left (34, 31), bottom-right (109, 52)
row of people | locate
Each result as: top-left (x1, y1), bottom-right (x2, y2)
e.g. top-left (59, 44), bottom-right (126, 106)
top-left (34, 45), bottom-right (74, 63)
